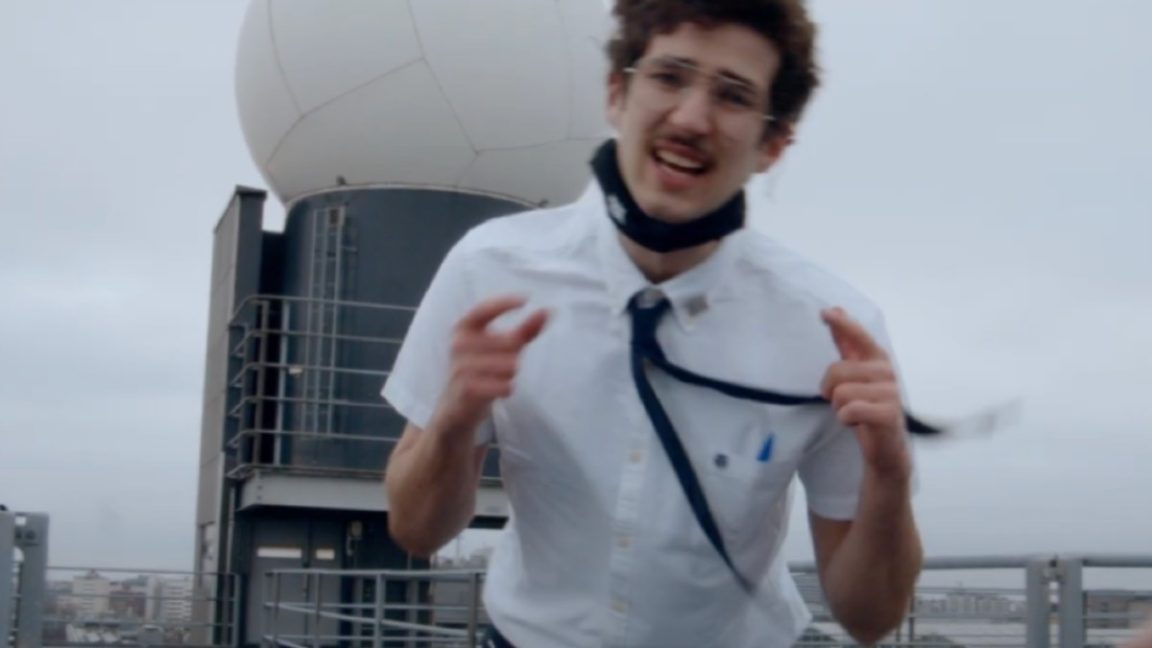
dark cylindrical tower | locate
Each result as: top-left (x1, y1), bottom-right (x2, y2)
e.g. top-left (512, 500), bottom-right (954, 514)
top-left (270, 189), bottom-right (524, 476)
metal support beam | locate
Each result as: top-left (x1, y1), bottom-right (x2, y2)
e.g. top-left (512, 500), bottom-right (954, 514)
top-left (13, 514), bottom-right (48, 648)
top-left (1026, 557), bottom-right (1054, 648)
top-left (1, 512), bottom-right (48, 648)
top-left (231, 574), bottom-right (244, 648)
top-left (466, 572), bottom-right (480, 648)
top-left (1058, 557), bottom-right (1085, 648)
top-left (1, 511), bottom-right (15, 648)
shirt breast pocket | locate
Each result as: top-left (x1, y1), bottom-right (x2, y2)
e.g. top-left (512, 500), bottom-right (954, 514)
top-left (700, 441), bottom-right (797, 544)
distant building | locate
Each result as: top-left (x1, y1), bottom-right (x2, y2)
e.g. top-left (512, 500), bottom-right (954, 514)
top-left (1132, 598), bottom-right (1152, 624)
top-left (915, 589), bottom-right (1023, 620)
top-left (70, 571), bottom-right (111, 619)
top-left (109, 584), bottom-right (147, 620)
top-left (155, 578), bottom-right (194, 625)
top-left (1085, 590), bottom-right (1152, 629)
top-left (43, 579), bottom-right (73, 617)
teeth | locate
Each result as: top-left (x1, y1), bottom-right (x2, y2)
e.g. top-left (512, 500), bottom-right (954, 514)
top-left (656, 150), bottom-right (704, 171)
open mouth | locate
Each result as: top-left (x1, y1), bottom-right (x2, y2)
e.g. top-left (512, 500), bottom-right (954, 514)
top-left (652, 146), bottom-right (711, 177)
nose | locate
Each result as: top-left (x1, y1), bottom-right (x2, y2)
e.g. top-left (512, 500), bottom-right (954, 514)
top-left (666, 83), bottom-right (714, 135)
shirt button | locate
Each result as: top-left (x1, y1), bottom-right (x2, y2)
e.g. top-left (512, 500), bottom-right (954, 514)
top-left (611, 600), bottom-right (629, 614)
top-left (629, 451), bottom-right (643, 464)
top-left (617, 536), bottom-right (631, 549)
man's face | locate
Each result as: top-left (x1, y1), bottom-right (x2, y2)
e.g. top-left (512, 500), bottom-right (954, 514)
top-left (607, 22), bottom-right (789, 223)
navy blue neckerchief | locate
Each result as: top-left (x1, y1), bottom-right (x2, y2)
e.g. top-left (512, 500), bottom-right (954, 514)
top-left (590, 139), bottom-right (746, 253)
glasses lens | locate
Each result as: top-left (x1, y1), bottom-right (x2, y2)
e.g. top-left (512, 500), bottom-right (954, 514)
top-left (631, 58), bottom-right (766, 118)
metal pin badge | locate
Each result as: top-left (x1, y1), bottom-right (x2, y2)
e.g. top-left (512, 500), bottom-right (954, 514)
top-left (686, 295), bottom-right (708, 317)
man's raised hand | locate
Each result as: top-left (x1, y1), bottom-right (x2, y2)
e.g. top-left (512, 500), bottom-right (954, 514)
top-left (819, 307), bottom-right (911, 480)
top-left (431, 296), bottom-right (549, 436)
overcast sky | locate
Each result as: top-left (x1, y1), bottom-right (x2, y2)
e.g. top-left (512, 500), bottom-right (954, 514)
top-left (1, 1), bottom-right (1149, 590)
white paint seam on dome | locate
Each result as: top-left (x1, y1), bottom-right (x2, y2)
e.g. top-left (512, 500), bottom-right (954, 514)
top-left (555, 0), bottom-right (576, 139)
top-left (299, 56), bottom-right (425, 122)
top-left (262, 57), bottom-right (427, 167)
top-left (584, 33), bottom-right (609, 139)
top-left (265, 0), bottom-right (304, 118)
top-left (283, 182), bottom-right (538, 213)
top-left (405, 0), bottom-right (478, 155)
top-left (452, 152), bottom-right (481, 192)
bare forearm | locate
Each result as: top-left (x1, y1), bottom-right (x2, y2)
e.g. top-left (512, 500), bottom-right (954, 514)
top-left (384, 296), bottom-right (547, 556)
top-left (824, 474), bottom-right (922, 643)
top-left (384, 422), bottom-right (484, 557)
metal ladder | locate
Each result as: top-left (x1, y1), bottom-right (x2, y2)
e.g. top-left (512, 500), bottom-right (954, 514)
top-left (300, 206), bottom-right (358, 439)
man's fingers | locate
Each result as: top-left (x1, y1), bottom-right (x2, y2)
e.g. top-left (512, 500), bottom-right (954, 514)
top-left (836, 400), bottom-right (903, 430)
top-left (454, 308), bottom-right (550, 354)
top-left (457, 295), bottom-right (529, 333)
top-left (511, 309), bottom-right (550, 346)
top-left (453, 331), bottom-right (522, 356)
top-left (458, 377), bottom-right (515, 401)
top-left (828, 382), bottom-right (900, 411)
top-left (455, 354), bottom-right (519, 381)
top-left (821, 307), bottom-right (887, 362)
top-left (820, 360), bottom-right (895, 399)
top-left (455, 298), bottom-right (549, 349)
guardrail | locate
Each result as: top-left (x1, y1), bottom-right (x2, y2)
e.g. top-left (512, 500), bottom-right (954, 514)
top-left (261, 568), bottom-right (483, 648)
top-left (794, 555), bottom-right (1152, 647)
top-left (259, 555), bottom-right (1151, 648)
top-left (223, 294), bottom-right (503, 485)
top-left (8, 547), bottom-right (1148, 647)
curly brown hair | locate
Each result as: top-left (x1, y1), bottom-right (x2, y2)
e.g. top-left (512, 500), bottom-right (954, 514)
top-left (606, 0), bottom-right (820, 137)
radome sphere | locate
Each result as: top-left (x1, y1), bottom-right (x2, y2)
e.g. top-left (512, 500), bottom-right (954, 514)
top-left (235, 0), bottom-right (611, 209)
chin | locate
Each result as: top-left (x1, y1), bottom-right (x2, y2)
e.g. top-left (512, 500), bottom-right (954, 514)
top-left (635, 194), bottom-right (705, 224)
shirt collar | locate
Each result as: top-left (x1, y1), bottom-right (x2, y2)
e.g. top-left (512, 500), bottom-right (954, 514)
top-left (579, 182), bottom-right (744, 331)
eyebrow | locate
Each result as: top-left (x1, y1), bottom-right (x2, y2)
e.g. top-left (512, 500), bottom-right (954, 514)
top-left (652, 55), bottom-right (759, 91)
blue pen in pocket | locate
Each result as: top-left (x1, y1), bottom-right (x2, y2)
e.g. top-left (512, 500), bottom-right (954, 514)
top-left (757, 435), bottom-right (775, 462)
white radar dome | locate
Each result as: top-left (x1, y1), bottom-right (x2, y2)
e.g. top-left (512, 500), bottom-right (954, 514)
top-left (236, 0), bottom-right (612, 209)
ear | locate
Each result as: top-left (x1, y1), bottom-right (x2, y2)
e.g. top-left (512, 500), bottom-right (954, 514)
top-left (754, 123), bottom-right (794, 173)
top-left (606, 72), bottom-right (626, 130)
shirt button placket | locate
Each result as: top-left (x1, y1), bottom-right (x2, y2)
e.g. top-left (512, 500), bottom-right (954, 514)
top-left (607, 378), bottom-right (647, 644)
top-left (610, 449), bottom-right (643, 640)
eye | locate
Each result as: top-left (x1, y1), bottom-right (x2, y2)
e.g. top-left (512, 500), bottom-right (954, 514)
top-left (716, 83), bottom-right (757, 110)
top-left (649, 68), bottom-right (689, 90)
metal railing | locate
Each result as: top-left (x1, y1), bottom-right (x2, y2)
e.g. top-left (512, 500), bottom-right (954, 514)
top-left (222, 294), bottom-right (503, 486)
top-left (795, 555), bottom-right (1152, 647)
top-left (258, 555), bottom-right (1151, 648)
top-left (260, 568), bottom-right (484, 648)
top-left (9, 551), bottom-right (1150, 647)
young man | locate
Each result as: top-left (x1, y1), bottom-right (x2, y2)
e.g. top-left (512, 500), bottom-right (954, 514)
top-left (383, 1), bottom-right (922, 645)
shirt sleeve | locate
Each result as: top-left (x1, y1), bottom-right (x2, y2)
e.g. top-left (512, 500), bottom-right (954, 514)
top-left (797, 310), bottom-right (918, 520)
top-left (381, 236), bottom-right (495, 445)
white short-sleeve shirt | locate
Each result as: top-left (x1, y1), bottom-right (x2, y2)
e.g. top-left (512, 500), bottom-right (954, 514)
top-left (383, 184), bottom-right (903, 648)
